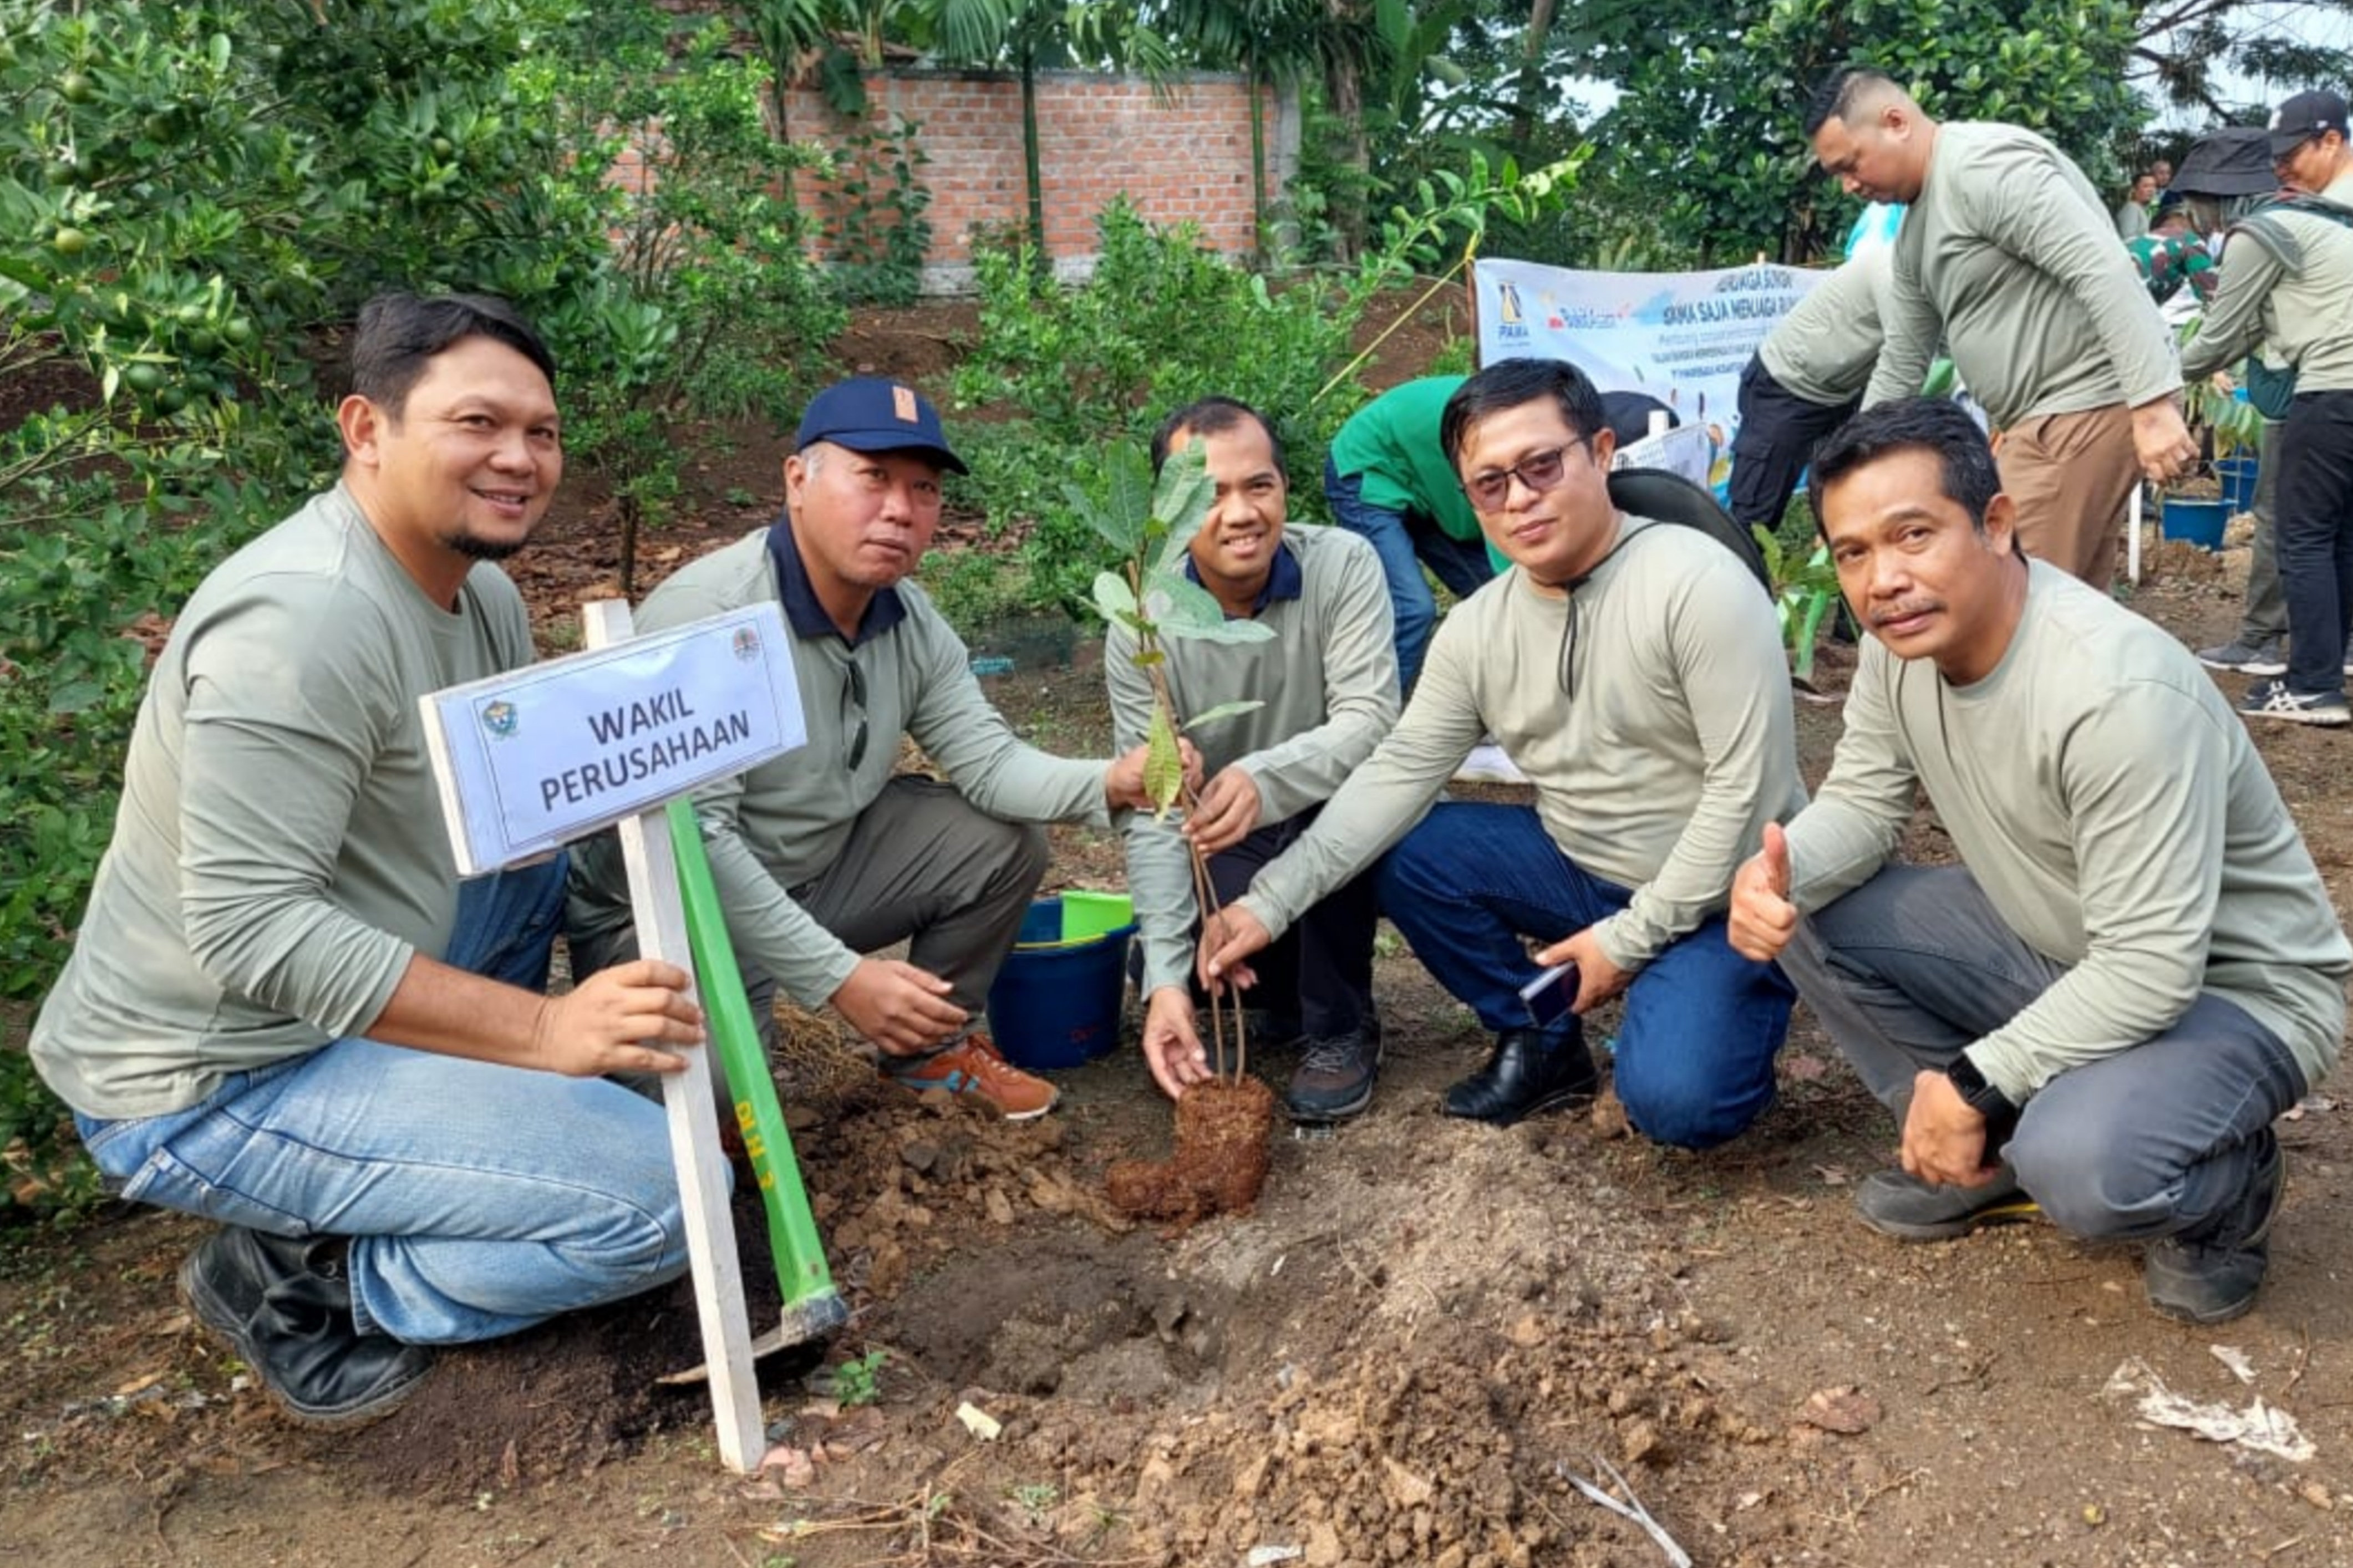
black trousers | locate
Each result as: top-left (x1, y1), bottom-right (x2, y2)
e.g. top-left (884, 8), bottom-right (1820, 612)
top-left (2276, 390), bottom-right (2353, 697)
top-left (1206, 807), bottom-right (1379, 1038)
top-left (1727, 353), bottom-right (1861, 533)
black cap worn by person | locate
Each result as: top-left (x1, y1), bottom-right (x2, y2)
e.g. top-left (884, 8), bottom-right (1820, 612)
top-left (794, 376), bottom-right (968, 475)
top-left (2268, 89), bottom-right (2349, 160)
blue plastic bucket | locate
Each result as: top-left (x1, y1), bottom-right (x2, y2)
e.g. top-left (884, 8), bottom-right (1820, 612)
top-left (2215, 457), bottom-right (2258, 512)
top-left (985, 897), bottom-right (1136, 1070)
top-left (2161, 496), bottom-right (2229, 550)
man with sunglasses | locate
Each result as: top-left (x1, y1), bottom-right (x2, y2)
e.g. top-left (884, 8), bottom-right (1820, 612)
top-left (2178, 89), bottom-right (2353, 727)
top-left (569, 378), bottom-right (1175, 1119)
top-left (1203, 359), bottom-right (1803, 1142)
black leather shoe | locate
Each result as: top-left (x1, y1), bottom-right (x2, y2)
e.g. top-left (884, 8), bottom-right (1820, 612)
top-left (1442, 1028), bottom-right (1599, 1126)
top-left (181, 1226), bottom-right (435, 1428)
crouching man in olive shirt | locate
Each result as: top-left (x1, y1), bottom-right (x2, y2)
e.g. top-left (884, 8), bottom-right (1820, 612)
top-left (1730, 398), bottom-right (2349, 1323)
top-left (29, 294), bottom-right (708, 1426)
top-left (1205, 359), bottom-right (1803, 1144)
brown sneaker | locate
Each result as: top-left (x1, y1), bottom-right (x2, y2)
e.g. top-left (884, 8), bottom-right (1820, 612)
top-left (883, 1033), bottom-right (1059, 1120)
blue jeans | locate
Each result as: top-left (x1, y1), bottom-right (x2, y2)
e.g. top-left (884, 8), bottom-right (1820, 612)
top-left (1378, 803), bottom-right (1793, 1148)
top-left (1784, 863), bottom-right (2306, 1241)
top-left (74, 856), bottom-right (693, 1345)
top-left (1323, 455), bottom-right (1494, 693)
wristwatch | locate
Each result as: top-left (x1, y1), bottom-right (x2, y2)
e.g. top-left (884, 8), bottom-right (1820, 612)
top-left (1944, 1054), bottom-right (2021, 1144)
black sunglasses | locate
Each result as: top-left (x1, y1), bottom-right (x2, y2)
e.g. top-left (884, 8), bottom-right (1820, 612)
top-left (840, 660), bottom-right (869, 771)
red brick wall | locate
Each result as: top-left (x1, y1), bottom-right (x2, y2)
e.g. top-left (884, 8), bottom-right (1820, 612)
top-left (788, 69), bottom-right (1285, 277)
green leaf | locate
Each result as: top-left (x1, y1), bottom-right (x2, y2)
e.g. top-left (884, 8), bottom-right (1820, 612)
top-left (0, 257), bottom-right (53, 292)
top-left (1097, 439), bottom-right (1156, 557)
top-left (1145, 704), bottom-right (1183, 821)
top-left (1091, 569), bottom-right (1137, 626)
top-left (1142, 569), bottom-right (1248, 641)
top-left (1181, 699), bottom-right (1262, 731)
top-left (1151, 445), bottom-right (1213, 568)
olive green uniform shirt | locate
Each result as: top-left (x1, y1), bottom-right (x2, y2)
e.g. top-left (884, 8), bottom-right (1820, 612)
top-left (1758, 247), bottom-right (1890, 406)
top-left (566, 526), bottom-right (1110, 1010)
top-left (1105, 525), bottom-right (1400, 995)
top-left (1783, 562), bottom-right (2349, 1103)
top-left (31, 485), bottom-right (530, 1117)
top-left (1235, 519), bottom-right (1805, 971)
top-left (1864, 121), bottom-right (2183, 424)
top-left (2181, 170), bottom-right (2353, 393)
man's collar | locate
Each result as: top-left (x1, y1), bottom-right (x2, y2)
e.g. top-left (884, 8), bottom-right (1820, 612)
top-left (1181, 536), bottom-right (1303, 616)
top-left (765, 511), bottom-right (906, 646)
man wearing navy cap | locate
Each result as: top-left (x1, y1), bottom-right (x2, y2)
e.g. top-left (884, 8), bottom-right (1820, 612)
top-left (569, 378), bottom-right (1178, 1118)
top-left (2181, 88), bottom-right (2353, 725)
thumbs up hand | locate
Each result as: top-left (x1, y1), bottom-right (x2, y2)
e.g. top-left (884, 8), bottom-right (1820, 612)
top-left (1729, 821), bottom-right (1799, 961)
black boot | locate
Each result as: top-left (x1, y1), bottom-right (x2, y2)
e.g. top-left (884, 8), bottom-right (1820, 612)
top-left (180, 1226), bottom-right (435, 1427)
top-left (2144, 1133), bottom-right (2288, 1325)
top-left (1442, 1028), bottom-right (1599, 1126)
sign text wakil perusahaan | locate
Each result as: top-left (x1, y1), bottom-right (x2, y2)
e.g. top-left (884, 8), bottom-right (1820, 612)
top-left (419, 602), bottom-right (805, 875)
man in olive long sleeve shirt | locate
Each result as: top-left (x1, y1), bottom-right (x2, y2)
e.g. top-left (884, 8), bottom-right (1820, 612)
top-left (1207, 360), bottom-right (1803, 1144)
top-left (568, 378), bottom-right (1173, 1121)
top-left (2179, 89), bottom-right (2353, 726)
top-left (30, 294), bottom-right (708, 1426)
top-left (1111, 398), bottom-right (1399, 1120)
top-left (1807, 67), bottom-right (2197, 588)
top-left (1730, 399), bottom-right (2347, 1325)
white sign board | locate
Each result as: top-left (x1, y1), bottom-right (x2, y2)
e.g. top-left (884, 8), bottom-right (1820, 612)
top-left (1474, 258), bottom-right (1825, 494)
top-left (1612, 422), bottom-right (1713, 490)
top-left (420, 603), bottom-right (805, 875)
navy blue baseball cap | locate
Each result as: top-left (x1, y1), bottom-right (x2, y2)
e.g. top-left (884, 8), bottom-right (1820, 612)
top-left (2268, 89), bottom-right (2349, 160)
top-left (794, 376), bottom-right (967, 475)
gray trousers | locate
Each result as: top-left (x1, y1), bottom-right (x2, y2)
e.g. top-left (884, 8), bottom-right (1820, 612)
top-left (1782, 864), bottom-right (2305, 1244)
top-left (570, 776), bottom-right (1049, 1058)
top-left (2236, 419), bottom-right (2288, 646)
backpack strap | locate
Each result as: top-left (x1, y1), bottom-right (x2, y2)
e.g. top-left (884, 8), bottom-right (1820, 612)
top-left (2227, 192), bottom-right (2353, 272)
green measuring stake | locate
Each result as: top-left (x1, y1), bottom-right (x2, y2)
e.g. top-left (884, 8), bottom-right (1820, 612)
top-left (668, 797), bottom-right (848, 1352)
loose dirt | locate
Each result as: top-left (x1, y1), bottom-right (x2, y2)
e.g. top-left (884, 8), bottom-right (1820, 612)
top-left (4, 298), bottom-right (2349, 1567)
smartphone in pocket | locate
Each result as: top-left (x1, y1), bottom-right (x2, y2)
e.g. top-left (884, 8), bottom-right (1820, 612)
top-left (1518, 961), bottom-right (1579, 1027)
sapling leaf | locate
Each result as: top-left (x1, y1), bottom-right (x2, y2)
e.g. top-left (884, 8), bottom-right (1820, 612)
top-left (1182, 699), bottom-right (1262, 731)
top-left (1152, 445), bottom-right (1214, 569)
top-left (1092, 569), bottom-right (1137, 624)
top-left (1099, 439), bottom-right (1156, 557)
top-left (1145, 705), bottom-right (1183, 820)
top-left (1145, 569), bottom-right (1278, 644)
top-left (1066, 482), bottom-right (1134, 557)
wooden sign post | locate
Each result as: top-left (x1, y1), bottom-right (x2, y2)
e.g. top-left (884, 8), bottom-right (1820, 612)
top-left (420, 600), bottom-right (806, 1473)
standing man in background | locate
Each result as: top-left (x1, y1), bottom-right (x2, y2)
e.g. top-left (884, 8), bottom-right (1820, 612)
top-left (1807, 65), bottom-right (2196, 588)
top-left (1729, 246), bottom-right (1889, 537)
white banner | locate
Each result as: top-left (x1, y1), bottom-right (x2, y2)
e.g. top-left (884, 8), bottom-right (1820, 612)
top-left (1473, 258), bottom-right (1825, 493)
top-left (420, 603), bottom-right (806, 875)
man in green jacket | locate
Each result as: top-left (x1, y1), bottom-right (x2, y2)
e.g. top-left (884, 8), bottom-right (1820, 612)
top-left (568, 378), bottom-right (1175, 1119)
top-left (1322, 375), bottom-right (1492, 693)
top-left (1730, 398), bottom-right (2348, 1323)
